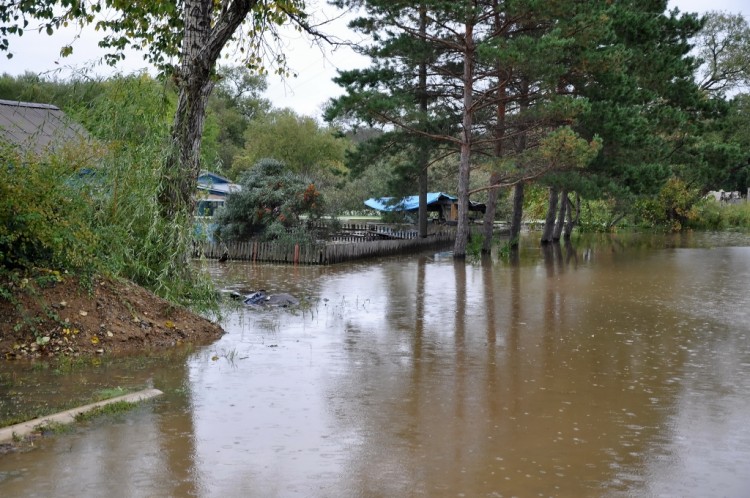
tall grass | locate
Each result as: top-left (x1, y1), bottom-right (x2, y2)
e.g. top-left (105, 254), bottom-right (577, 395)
top-left (76, 75), bottom-right (217, 310)
top-left (689, 200), bottom-right (750, 231)
top-left (2, 73), bottom-right (218, 312)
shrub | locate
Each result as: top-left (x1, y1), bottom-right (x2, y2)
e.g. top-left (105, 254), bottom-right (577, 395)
top-left (215, 158), bottom-right (328, 242)
top-left (0, 143), bottom-right (97, 273)
top-left (689, 199), bottom-right (750, 230)
top-left (636, 177), bottom-right (699, 231)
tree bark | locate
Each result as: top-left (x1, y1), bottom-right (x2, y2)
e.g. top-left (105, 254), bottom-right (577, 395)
top-left (159, 0), bottom-right (258, 218)
top-left (509, 77), bottom-right (529, 248)
top-left (481, 2), bottom-right (507, 255)
top-left (418, 165), bottom-right (428, 237)
top-left (564, 192), bottom-right (579, 239)
top-left (552, 188), bottom-right (567, 241)
top-left (417, 2), bottom-right (429, 239)
top-left (481, 172), bottom-right (500, 253)
top-left (509, 182), bottom-right (524, 247)
top-left (453, 16), bottom-right (475, 259)
top-left (540, 187), bottom-right (559, 244)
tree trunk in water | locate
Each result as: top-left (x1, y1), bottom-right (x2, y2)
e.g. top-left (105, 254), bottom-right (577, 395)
top-left (480, 3), bottom-right (507, 255)
top-left (417, 3), bottom-right (429, 239)
top-left (564, 192), bottom-right (579, 239)
top-left (509, 77), bottom-right (529, 249)
top-left (552, 188), bottom-right (567, 241)
top-left (418, 166), bottom-right (428, 238)
top-left (453, 19), bottom-right (475, 259)
top-left (509, 182), bottom-right (524, 247)
top-left (481, 172), bottom-right (500, 254)
top-left (540, 187), bottom-right (559, 244)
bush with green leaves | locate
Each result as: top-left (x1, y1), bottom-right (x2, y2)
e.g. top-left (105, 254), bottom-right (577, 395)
top-left (0, 143), bottom-right (97, 273)
top-left (636, 177), bottom-right (700, 231)
top-left (215, 158), bottom-right (327, 243)
top-left (688, 199), bottom-right (750, 230)
top-left (1, 73), bottom-right (216, 310)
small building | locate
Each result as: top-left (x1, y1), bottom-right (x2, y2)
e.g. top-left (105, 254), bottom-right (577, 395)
top-left (196, 171), bottom-right (241, 217)
top-left (364, 192), bottom-right (486, 222)
top-left (0, 99), bottom-right (89, 155)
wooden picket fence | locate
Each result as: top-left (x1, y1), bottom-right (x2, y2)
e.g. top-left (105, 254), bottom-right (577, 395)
top-left (196, 228), bottom-right (455, 265)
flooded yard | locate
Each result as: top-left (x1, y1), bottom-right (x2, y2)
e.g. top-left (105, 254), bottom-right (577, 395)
top-left (2, 232), bottom-right (750, 497)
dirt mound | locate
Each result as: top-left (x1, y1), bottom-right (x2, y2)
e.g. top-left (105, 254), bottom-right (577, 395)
top-left (0, 275), bottom-right (224, 359)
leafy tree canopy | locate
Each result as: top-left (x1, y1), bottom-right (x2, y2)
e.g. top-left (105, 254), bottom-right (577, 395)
top-left (694, 11), bottom-right (750, 95)
top-left (0, 0), bottom-right (306, 74)
top-left (201, 65), bottom-right (271, 172)
top-left (215, 158), bottom-right (326, 242)
top-left (230, 108), bottom-right (349, 180)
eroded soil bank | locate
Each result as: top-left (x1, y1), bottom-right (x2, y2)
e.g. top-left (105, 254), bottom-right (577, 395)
top-left (0, 275), bottom-right (224, 359)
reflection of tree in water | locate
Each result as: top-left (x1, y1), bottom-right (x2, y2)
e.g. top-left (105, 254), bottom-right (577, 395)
top-left (315, 237), bottom-right (702, 495)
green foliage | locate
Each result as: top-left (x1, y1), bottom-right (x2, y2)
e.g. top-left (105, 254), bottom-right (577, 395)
top-left (688, 199), bottom-right (750, 230)
top-left (694, 11), bottom-right (750, 95)
top-left (636, 177), bottom-right (700, 231)
top-left (0, 143), bottom-right (97, 272)
top-left (74, 400), bottom-right (138, 423)
top-left (76, 76), bottom-right (216, 306)
top-left (202, 66), bottom-right (271, 172)
top-left (325, 159), bottom-right (397, 215)
top-left (577, 199), bottom-right (619, 233)
top-left (466, 233), bottom-right (484, 259)
top-left (681, 93), bottom-right (750, 195)
top-left (0, 73), bottom-right (217, 309)
top-left (521, 185), bottom-right (549, 223)
top-left (231, 109), bottom-right (348, 181)
top-left (215, 158), bottom-right (327, 242)
top-left (0, 1), bottom-right (307, 72)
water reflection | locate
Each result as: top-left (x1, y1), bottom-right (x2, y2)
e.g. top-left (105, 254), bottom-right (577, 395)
top-left (1, 232), bottom-right (750, 497)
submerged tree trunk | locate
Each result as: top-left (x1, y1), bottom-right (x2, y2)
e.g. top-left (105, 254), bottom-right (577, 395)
top-left (552, 188), bottom-right (567, 241)
top-left (540, 187), bottom-right (559, 244)
top-left (454, 18), bottom-right (475, 259)
top-left (564, 192), bottom-right (579, 239)
top-left (480, 3), bottom-right (507, 255)
top-left (481, 172), bottom-right (501, 253)
top-left (418, 165), bottom-right (428, 238)
top-left (509, 182), bottom-right (524, 247)
top-left (417, 3), bottom-right (429, 239)
top-left (509, 77), bottom-right (529, 249)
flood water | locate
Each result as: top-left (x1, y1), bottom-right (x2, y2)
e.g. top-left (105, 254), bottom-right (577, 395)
top-left (2, 232), bottom-right (750, 497)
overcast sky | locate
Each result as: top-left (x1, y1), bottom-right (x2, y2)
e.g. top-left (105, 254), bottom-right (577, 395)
top-left (2, 0), bottom-right (748, 119)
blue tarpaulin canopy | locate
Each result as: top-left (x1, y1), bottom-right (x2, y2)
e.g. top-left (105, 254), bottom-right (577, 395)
top-left (364, 192), bottom-right (457, 212)
top-left (364, 192), bottom-right (485, 213)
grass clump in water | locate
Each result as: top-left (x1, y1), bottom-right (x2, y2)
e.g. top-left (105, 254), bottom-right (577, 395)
top-left (74, 400), bottom-right (138, 423)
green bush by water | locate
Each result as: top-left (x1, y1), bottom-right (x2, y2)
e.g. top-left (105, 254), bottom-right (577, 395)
top-left (688, 200), bottom-right (750, 230)
top-left (0, 74), bottom-right (218, 311)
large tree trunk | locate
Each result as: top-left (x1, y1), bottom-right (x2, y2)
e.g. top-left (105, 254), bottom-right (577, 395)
top-left (552, 188), bottom-right (567, 241)
top-left (564, 192), bottom-right (579, 239)
top-left (418, 165), bottom-right (428, 237)
top-left (509, 182), bottom-right (524, 246)
top-left (480, 3), bottom-right (507, 255)
top-left (508, 77), bottom-right (529, 249)
top-left (481, 172), bottom-right (501, 253)
top-left (453, 18), bottom-right (475, 259)
top-left (417, 3), bottom-right (429, 239)
top-left (540, 187), bottom-right (559, 244)
top-left (159, 0), bottom-right (257, 218)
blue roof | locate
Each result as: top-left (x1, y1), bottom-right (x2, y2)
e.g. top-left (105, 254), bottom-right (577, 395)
top-left (198, 171), bottom-right (232, 184)
top-left (364, 192), bottom-right (457, 212)
top-left (197, 171), bottom-right (241, 196)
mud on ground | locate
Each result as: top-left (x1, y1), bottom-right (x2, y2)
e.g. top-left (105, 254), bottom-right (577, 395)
top-left (0, 275), bottom-right (224, 359)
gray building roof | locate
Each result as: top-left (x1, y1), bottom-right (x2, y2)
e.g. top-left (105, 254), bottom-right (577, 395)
top-left (0, 99), bottom-right (89, 156)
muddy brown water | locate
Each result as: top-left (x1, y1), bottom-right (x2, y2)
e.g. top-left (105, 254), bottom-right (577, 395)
top-left (2, 232), bottom-right (750, 497)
